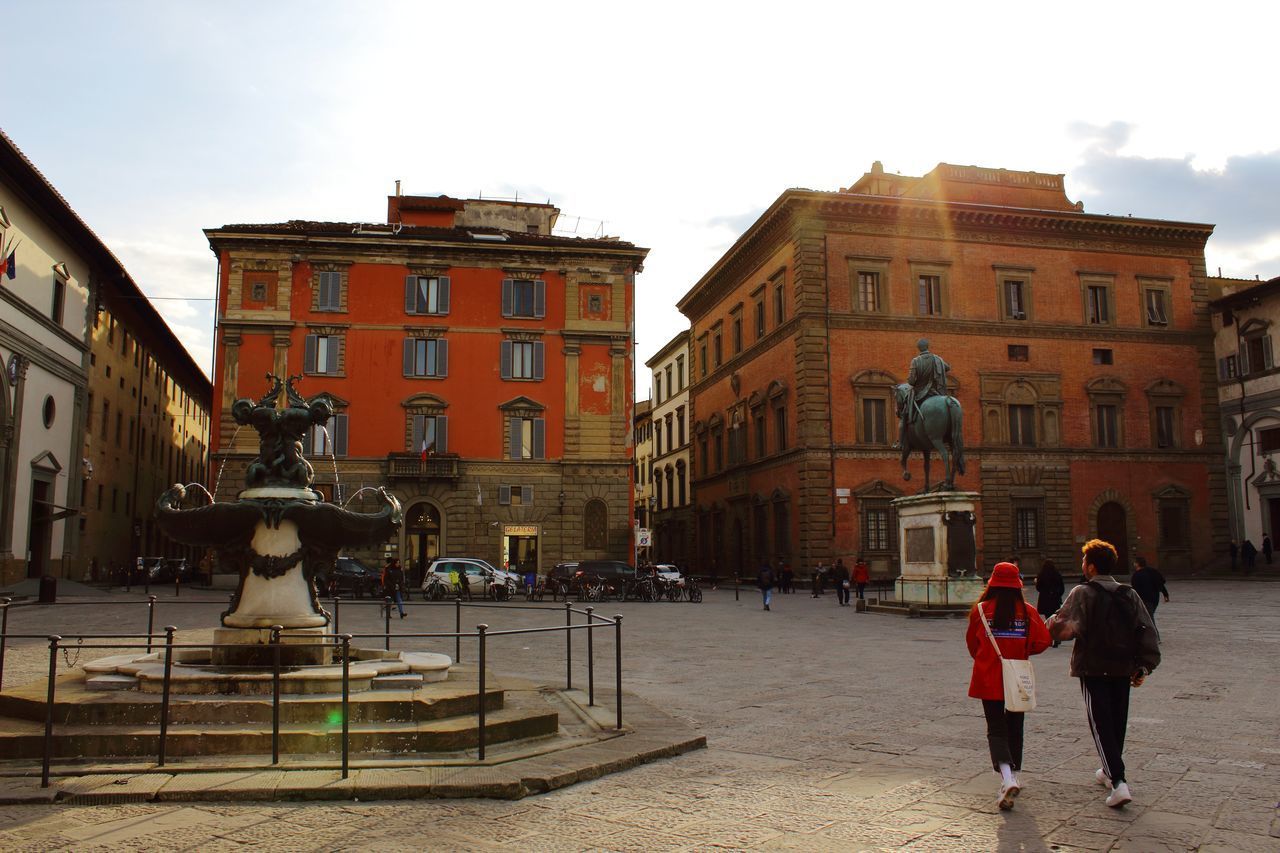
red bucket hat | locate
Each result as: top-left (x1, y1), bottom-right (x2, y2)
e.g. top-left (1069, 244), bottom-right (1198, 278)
top-left (987, 562), bottom-right (1023, 589)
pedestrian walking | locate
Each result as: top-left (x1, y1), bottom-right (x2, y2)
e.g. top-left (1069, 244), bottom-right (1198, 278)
top-left (1048, 539), bottom-right (1161, 809)
top-left (383, 558), bottom-right (408, 618)
top-left (811, 562), bottom-right (825, 597)
top-left (781, 561), bottom-right (794, 594)
top-left (1242, 539), bottom-right (1258, 574)
top-left (757, 562), bottom-right (775, 611)
top-left (833, 558), bottom-right (851, 606)
top-left (1130, 556), bottom-right (1169, 624)
top-left (1034, 559), bottom-right (1065, 647)
top-left (1264, 535), bottom-right (1273, 565)
top-left (966, 562), bottom-right (1051, 811)
top-left (853, 556), bottom-right (869, 601)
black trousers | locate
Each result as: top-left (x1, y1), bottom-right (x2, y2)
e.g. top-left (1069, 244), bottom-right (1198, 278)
top-left (1081, 676), bottom-right (1131, 785)
top-left (981, 699), bottom-right (1024, 771)
top-left (836, 585), bottom-right (850, 605)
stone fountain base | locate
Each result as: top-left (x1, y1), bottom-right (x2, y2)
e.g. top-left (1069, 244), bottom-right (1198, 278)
top-left (211, 627), bottom-right (333, 667)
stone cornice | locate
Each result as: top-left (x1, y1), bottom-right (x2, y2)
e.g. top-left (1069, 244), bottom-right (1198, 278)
top-left (0, 285), bottom-right (88, 353)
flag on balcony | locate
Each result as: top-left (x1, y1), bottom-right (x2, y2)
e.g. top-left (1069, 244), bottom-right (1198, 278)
top-left (420, 439), bottom-right (431, 461)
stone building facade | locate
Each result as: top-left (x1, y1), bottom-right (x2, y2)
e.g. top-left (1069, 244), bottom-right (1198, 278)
top-left (1210, 275), bottom-right (1280, 551)
top-left (678, 162), bottom-right (1225, 578)
top-left (633, 398), bottom-right (653, 533)
top-left (645, 330), bottom-right (693, 566)
top-left (205, 193), bottom-right (647, 581)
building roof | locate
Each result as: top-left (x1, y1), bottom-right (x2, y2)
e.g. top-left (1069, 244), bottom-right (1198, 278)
top-left (1209, 275), bottom-right (1280, 310)
top-left (207, 219), bottom-right (644, 252)
top-left (645, 329), bottom-right (690, 368)
top-left (0, 128), bottom-right (211, 401)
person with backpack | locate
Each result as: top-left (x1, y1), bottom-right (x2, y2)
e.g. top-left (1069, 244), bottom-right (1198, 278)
top-left (966, 562), bottom-right (1052, 811)
top-left (1048, 539), bottom-right (1161, 809)
top-left (757, 562), bottom-right (775, 611)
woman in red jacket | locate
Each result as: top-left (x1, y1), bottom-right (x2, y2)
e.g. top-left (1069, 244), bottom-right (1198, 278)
top-left (966, 561), bottom-right (1051, 810)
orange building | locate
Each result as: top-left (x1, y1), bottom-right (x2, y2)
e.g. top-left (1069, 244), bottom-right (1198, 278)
top-left (678, 162), bottom-right (1225, 578)
top-left (205, 194), bottom-right (647, 578)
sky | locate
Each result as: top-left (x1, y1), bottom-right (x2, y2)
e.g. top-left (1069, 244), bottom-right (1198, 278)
top-left (4, 1), bottom-right (1279, 401)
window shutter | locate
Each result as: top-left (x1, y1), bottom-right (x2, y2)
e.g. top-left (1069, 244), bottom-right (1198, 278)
top-left (403, 339), bottom-right (415, 376)
top-left (1218, 357), bottom-right (1227, 380)
top-left (411, 414), bottom-right (424, 453)
top-left (501, 279), bottom-right (513, 317)
top-left (500, 341), bottom-right (513, 379)
top-left (499, 484), bottom-right (511, 505)
top-left (324, 336), bottom-right (339, 373)
top-left (509, 417), bottom-right (521, 460)
top-left (405, 275), bottom-right (417, 313)
top-left (1239, 346), bottom-right (1250, 375)
top-left (534, 280), bottom-right (545, 318)
top-left (532, 417), bottom-right (545, 459)
top-left (333, 414), bottom-right (348, 456)
top-left (1265, 336), bottom-right (1274, 370)
top-left (436, 416), bottom-right (448, 454)
top-left (304, 334), bottom-right (318, 373)
top-left (435, 339), bottom-right (448, 376)
top-left (521, 486), bottom-right (533, 504)
top-left (436, 276), bottom-right (450, 315)
top-left (533, 341), bottom-right (544, 380)
top-left (318, 273), bottom-right (330, 308)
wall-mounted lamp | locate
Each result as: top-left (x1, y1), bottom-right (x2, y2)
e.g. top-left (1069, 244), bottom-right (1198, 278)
top-left (558, 490), bottom-right (566, 510)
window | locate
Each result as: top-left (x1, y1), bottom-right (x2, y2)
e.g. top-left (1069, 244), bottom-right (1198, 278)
top-left (1243, 334), bottom-right (1273, 376)
top-left (918, 275), bottom-right (942, 316)
top-left (773, 281), bottom-right (785, 325)
top-left (1155, 406), bottom-right (1176, 449)
top-left (754, 410), bottom-right (766, 458)
top-left (774, 405), bottom-right (787, 452)
top-left (655, 425), bottom-right (662, 456)
top-left (584, 499), bottom-right (608, 549)
top-left (713, 329), bottom-right (722, 367)
top-left (857, 271), bottom-right (880, 312)
top-left (666, 417), bottom-right (674, 453)
top-left (116, 410), bottom-right (123, 446)
top-left (1145, 378), bottom-right (1183, 450)
top-left (665, 366), bottom-right (673, 397)
top-left (654, 374), bottom-right (662, 404)
top-left (499, 485), bottom-right (533, 506)
top-left (501, 340), bottom-right (544, 380)
top-left (677, 407), bottom-right (686, 445)
top-left (1095, 404), bottom-right (1119, 448)
top-left (1093, 348), bottom-right (1114, 365)
top-left (698, 434), bottom-right (708, 476)
top-left (508, 416), bottom-right (546, 460)
top-left (411, 414), bottom-right (448, 455)
top-left (861, 501), bottom-right (894, 552)
top-left (405, 275), bottom-right (451, 315)
top-left (676, 463), bottom-right (686, 505)
top-left (653, 470), bottom-right (663, 510)
top-left (1086, 285), bottom-right (1110, 325)
top-left (51, 279), bottom-right (65, 324)
top-left (861, 398), bottom-right (886, 444)
top-left (1220, 354), bottom-right (1238, 379)
top-left (666, 467), bottom-right (674, 508)
top-left (501, 278), bottom-right (545, 319)
top-left (755, 299), bottom-right (765, 339)
top-left (1156, 489), bottom-right (1190, 549)
top-left (713, 429), bottom-right (723, 471)
top-left (997, 269), bottom-right (1032, 321)
top-left (306, 414), bottom-right (349, 456)
top-left (732, 314), bottom-right (743, 355)
top-left (1007, 345), bottom-right (1029, 362)
top-left (676, 356), bottom-right (685, 390)
top-left (1014, 506), bottom-right (1041, 549)
top-left (1145, 288), bottom-right (1169, 326)
top-left (699, 340), bottom-right (708, 377)
top-left (1008, 405), bottom-right (1035, 446)
top-left (304, 334), bottom-right (340, 375)
top-left (1005, 280), bottom-right (1027, 319)
top-left (403, 338), bottom-right (448, 377)
top-left (317, 271), bottom-right (342, 311)
top-left (1259, 427), bottom-right (1280, 454)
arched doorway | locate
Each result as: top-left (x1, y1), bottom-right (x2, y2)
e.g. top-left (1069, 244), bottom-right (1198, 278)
top-left (1096, 502), bottom-right (1129, 573)
top-left (404, 503), bottom-right (441, 585)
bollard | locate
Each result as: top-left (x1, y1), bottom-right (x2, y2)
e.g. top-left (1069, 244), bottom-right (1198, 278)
top-left (270, 625), bottom-right (283, 764)
top-left (454, 597), bottom-right (462, 663)
top-left (735, 575), bottom-right (740, 602)
top-left (614, 615), bottom-right (623, 730)
top-left (41, 635), bottom-right (60, 788)
top-left (384, 597), bottom-right (392, 651)
top-left (340, 634), bottom-right (351, 778)
top-left (332, 597), bottom-right (341, 645)
top-left (175, 574), bottom-right (180, 598)
top-left (564, 601), bottom-right (573, 691)
top-left (0, 597), bottom-right (10, 692)
top-left (586, 606), bottom-right (595, 707)
top-left (146, 595), bottom-right (157, 653)
top-left (158, 626), bottom-right (176, 766)
top-left (477, 624), bottom-right (488, 761)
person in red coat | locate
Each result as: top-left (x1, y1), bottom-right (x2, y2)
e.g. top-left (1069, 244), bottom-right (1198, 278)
top-left (966, 561), bottom-right (1051, 811)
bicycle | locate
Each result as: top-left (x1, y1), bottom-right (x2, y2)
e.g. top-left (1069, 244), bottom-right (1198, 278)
top-left (685, 576), bottom-right (703, 603)
top-left (421, 573), bottom-right (449, 601)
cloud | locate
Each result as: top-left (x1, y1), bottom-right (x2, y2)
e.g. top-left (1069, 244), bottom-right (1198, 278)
top-left (706, 207), bottom-right (766, 236)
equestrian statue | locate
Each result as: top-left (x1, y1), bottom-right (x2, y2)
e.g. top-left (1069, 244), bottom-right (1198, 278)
top-left (893, 338), bottom-right (965, 493)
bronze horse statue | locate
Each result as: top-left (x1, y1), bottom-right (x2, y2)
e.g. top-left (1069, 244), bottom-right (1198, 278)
top-left (894, 384), bottom-right (966, 493)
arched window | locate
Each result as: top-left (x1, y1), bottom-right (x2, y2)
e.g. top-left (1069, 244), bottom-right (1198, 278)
top-left (584, 499), bottom-right (608, 550)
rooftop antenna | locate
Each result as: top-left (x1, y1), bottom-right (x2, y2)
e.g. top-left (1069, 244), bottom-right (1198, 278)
top-left (395, 179), bottom-right (401, 197)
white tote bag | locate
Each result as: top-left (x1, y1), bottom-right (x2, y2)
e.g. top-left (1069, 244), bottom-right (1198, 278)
top-left (978, 607), bottom-right (1037, 712)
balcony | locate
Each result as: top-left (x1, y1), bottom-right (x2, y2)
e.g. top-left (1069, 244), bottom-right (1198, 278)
top-left (386, 452), bottom-right (461, 482)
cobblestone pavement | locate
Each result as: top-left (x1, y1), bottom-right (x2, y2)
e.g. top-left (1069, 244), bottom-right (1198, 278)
top-left (0, 579), bottom-right (1277, 850)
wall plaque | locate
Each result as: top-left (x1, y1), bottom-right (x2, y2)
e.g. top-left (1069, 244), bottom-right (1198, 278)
top-left (905, 527), bottom-right (935, 563)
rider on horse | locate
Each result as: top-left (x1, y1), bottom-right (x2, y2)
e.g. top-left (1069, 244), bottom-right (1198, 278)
top-left (895, 338), bottom-right (949, 450)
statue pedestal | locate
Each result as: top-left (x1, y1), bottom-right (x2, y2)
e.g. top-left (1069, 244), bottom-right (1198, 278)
top-left (211, 626), bottom-right (333, 667)
top-left (891, 491), bottom-right (985, 608)
top-left (223, 518), bottom-right (328, 631)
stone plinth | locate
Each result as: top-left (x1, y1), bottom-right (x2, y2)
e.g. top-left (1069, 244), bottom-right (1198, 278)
top-left (211, 627), bottom-right (333, 667)
top-left (223, 516), bottom-right (327, 630)
top-left (891, 491), bottom-right (984, 608)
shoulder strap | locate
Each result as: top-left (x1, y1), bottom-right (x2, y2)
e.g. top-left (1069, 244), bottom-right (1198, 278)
top-left (976, 605), bottom-right (1004, 660)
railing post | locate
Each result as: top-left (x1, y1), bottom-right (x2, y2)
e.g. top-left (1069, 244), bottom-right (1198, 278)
top-left (340, 634), bottom-right (351, 779)
top-left (735, 575), bottom-right (740, 602)
top-left (477, 624), bottom-right (488, 761)
top-left (332, 597), bottom-right (341, 645)
top-left (586, 606), bottom-right (595, 707)
top-left (175, 574), bottom-right (181, 598)
top-left (384, 596), bottom-right (392, 651)
top-left (614, 615), bottom-right (623, 731)
top-left (146, 595), bottom-right (157, 653)
top-left (0, 597), bottom-right (10, 692)
top-left (41, 635), bottom-right (60, 788)
top-left (454, 597), bottom-right (462, 663)
top-left (564, 601), bottom-right (573, 691)
top-left (270, 624), bottom-right (283, 765)
top-left (158, 625), bottom-right (176, 766)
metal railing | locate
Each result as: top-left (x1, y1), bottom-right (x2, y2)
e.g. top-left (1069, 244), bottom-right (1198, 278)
top-left (0, 597), bottom-right (624, 787)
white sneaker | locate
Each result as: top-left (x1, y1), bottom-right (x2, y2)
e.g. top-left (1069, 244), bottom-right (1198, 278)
top-left (1095, 768), bottom-right (1111, 788)
top-left (1105, 781), bottom-right (1132, 808)
top-left (998, 781), bottom-right (1020, 810)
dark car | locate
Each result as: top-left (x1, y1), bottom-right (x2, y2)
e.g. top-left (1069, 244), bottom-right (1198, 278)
top-left (321, 556), bottom-right (380, 597)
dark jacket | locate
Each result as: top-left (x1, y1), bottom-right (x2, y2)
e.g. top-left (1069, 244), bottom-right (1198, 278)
top-left (757, 567), bottom-right (774, 590)
top-left (1050, 576), bottom-right (1160, 678)
top-left (1034, 565), bottom-right (1065, 616)
top-left (1130, 566), bottom-right (1167, 611)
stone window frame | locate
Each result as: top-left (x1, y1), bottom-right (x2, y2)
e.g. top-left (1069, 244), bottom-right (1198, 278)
top-left (730, 303), bottom-right (744, 356)
top-left (848, 256), bottom-right (890, 315)
top-left (771, 268), bottom-right (787, 327)
top-left (305, 393), bottom-right (349, 458)
top-left (1086, 376), bottom-right (1128, 449)
top-left (994, 265), bottom-right (1034, 322)
top-left (726, 403), bottom-right (747, 467)
top-left (1152, 483), bottom-right (1192, 552)
top-left (697, 333), bottom-right (709, 378)
top-left (675, 460), bottom-right (687, 506)
top-left (850, 369), bottom-right (898, 447)
top-left (1011, 496), bottom-right (1046, 552)
top-left (1145, 378), bottom-right (1185, 450)
top-left (854, 479), bottom-right (902, 557)
top-left (1139, 276), bottom-right (1173, 328)
top-left (694, 419), bottom-right (709, 477)
top-left (711, 321), bottom-right (723, 369)
top-left (1237, 317), bottom-right (1274, 376)
top-left (403, 327), bottom-right (449, 379)
top-left (499, 396), bottom-right (547, 460)
top-left (500, 329), bottom-right (546, 382)
top-left (312, 261), bottom-right (351, 313)
top-left (1080, 273), bottom-right (1116, 327)
top-left (303, 325), bottom-right (348, 377)
top-left (653, 468), bottom-right (664, 510)
top-left (910, 260), bottom-right (951, 319)
top-left (768, 380), bottom-right (789, 452)
top-left (751, 283), bottom-right (767, 341)
top-left (979, 372), bottom-right (1062, 448)
top-left (708, 412), bottom-right (724, 473)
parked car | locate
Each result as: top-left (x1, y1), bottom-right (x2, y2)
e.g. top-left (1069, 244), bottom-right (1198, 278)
top-left (653, 564), bottom-right (683, 584)
top-left (424, 558), bottom-right (518, 600)
top-left (321, 556), bottom-right (381, 597)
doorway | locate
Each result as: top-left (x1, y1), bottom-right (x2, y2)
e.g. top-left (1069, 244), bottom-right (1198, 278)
top-left (404, 503), bottom-right (441, 585)
top-left (1096, 501), bottom-right (1129, 573)
top-left (502, 525), bottom-right (539, 576)
top-left (27, 479), bottom-right (52, 578)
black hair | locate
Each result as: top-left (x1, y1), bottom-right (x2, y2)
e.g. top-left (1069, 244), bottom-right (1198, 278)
top-left (977, 586), bottom-right (1024, 631)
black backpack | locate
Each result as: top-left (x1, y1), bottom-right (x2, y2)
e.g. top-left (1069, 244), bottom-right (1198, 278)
top-left (1082, 581), bottom-right (1145, 677)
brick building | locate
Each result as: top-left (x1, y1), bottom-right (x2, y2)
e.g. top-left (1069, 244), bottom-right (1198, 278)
top-left (678, 162), bottom-right (1225, 578)
top-left (205, 193), bottom-right (647, 580)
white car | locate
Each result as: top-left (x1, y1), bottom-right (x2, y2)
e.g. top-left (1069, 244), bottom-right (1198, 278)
top-left (654, 564), bottom-right (685, 586)
top-left (424, 558), bottom-right (518, 600)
